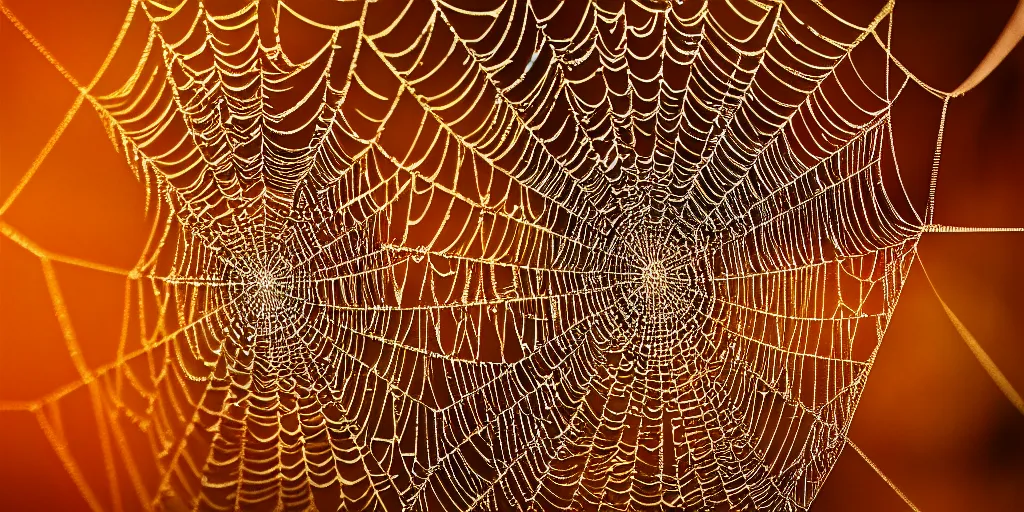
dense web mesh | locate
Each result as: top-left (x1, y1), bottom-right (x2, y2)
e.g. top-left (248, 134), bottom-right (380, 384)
top-left (2, 0), bottom-right (1020, 511)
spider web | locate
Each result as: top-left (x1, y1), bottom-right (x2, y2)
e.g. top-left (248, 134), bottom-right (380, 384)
top-left (1, 0), bottom-right (1020, 511)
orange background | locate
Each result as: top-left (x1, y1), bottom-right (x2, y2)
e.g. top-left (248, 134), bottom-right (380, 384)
top-left (1, 0), bottom-right (1022, 510)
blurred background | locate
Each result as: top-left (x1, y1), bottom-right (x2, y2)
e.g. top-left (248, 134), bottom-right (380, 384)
top-left (1, 0), bottom-right (1021, 510)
